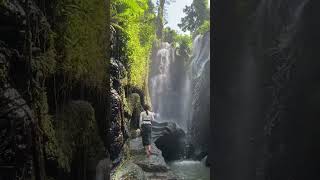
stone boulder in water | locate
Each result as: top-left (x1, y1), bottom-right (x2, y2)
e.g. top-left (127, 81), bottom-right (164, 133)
top-left (152, 121), bottom-right (186, 161)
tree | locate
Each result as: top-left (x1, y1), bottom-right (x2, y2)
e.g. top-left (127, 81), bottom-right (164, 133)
top-left (156, 0), bottom-right (165, 39)
top-left (163, 27), bottom-right (178, 44)
top-left (175, 34), bottom-right (192, 58)
top-left (155, 0), bottom-right (175, 39)
top-left (178, 0), bottom-right (209, 33)
top-left (110, 0), bottom-right (156, 88)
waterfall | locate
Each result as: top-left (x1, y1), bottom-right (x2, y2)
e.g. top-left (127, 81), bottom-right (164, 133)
top-left (150, 42), bottom-right (174, 120)
top-left (188, 32), bottom-right (210, 156)
top-left (150, 42), bottom-right (188, 130)
top-left (190, 33), bottom-right (210, 79)
top-left (149, 31), bottom-right (210, 136)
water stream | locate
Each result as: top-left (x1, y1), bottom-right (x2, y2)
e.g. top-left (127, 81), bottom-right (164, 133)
top-left (168, 160), bottom-right (210, 180)
top-left (149, 31), bottom-right (210, 179)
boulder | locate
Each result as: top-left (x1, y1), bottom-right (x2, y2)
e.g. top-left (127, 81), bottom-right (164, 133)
top-left (129, 137), bottom-right (169, 172)
top-left (111, 137), bottom-right (181, 180)
top-left (152, 121), bottom-right (186, 161)
top-left (112, 162), bottom-right (146, 180)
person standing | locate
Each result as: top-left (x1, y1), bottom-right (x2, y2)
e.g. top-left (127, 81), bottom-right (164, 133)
top-left (139, 104), bottom-right (155, 157)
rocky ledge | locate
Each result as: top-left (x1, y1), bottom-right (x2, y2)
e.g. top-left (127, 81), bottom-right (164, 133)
top-left (111, 137), bottom-right (179, 180)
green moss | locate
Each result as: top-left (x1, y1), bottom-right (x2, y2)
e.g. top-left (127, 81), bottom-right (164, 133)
top-left (54, 101), bottom-right (92, 171)
top-left (112, 0), bottom-right (156, 89)
top-left (31, 30), bottom-right (57, 78)
top-left (128, 93), bottom-right (143, 113)
top-left (0, 0), bottom-right (5, 7)
top-left (123, 96), bottom-right (132, 116)
top-left (55, 0), bottom-right (107, 88)
top-left (41, 100), bottom-right (104, 172)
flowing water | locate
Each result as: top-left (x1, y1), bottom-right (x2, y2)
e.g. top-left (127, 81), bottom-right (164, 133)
top-left (168, 160), bottom-right (210, 180)
top-left (149, 32), bottom-right (210, 179)
top-left (150, 42), bottom-right (189, 130)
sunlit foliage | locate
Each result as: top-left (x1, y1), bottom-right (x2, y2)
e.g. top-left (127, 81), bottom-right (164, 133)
top-left (111, 0), bottom-right (156, 88)
top-left (178, 0), bottom-right (210, 34)
top-left (55, 0), bottom-right (107, 88)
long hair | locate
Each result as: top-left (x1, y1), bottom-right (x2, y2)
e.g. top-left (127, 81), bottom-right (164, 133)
top-left (144, 104), bottom-right (150, 115)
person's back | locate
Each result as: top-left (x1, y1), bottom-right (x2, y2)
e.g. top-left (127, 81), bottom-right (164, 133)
top-left (139, 111), bottom-right (154, 126)
top-left (139, 104), bottom-right (154, 157)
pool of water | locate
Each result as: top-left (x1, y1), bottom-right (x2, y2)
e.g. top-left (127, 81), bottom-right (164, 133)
top-left (168, 160), bottom-right (210, 180)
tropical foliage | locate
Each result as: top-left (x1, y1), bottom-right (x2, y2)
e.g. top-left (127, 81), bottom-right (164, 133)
top-left (111, 0), bottom-right (156, 88)
top-left (163, 27), bottom-right (192, 57)
top-left (55, 0), bottom-right (108, 88)
top-left (178, 0), bottom-right (210, 34)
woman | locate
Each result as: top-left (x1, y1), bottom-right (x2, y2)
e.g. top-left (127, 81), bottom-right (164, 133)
top-left (139, 104), bottom-right (155, 157)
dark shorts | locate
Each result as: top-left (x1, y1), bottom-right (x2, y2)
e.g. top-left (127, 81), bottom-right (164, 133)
top-left (141, 124), bottom-right (152, 146)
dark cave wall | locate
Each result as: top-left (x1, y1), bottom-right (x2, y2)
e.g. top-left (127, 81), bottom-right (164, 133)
top-left (0, 0), bottom-right (110, 180)
top-left (214, 0), bottom-right (320, 180)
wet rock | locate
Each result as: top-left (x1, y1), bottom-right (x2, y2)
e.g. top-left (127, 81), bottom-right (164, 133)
top-left (96, 158), bottom-right (111, 180)
top-left (129, 137), bottom-right (169, 172)
top-left (128, 93), bottom-right (143, 129)
top-left (109, 88), bottom-right (128, 161)
top-left (109, 58), bottom-right (129, 162)
top-left (144, 172), bottom-right (178, 180)
top-left (117, 137), bottom-right (181, 180)
top-left (201, 155), bottom-right (210, 167)
top-left (189, 32), bottom-right (210, 159)
top-left (0, 44), bottom-right (33, 179)
top-left (110, 58), bottom-right (126, 92)
top-left (152, 121), bottom-right (186, 161)
top-left (112, 162), bottom-right (146, 180)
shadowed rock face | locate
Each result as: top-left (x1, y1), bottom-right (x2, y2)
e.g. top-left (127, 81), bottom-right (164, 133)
top-left (0, 44), bottom-right (34, 180)
top-left (189, 32), bottom-right (210, 160)
top-left (214, 1), bottom-right (320, 179)
top-left (108, 58), bottom-right (130, 163)
top-left (152, 120), bottom-right (186, 161)
top-left (96, 158), bottom-right (111, 180)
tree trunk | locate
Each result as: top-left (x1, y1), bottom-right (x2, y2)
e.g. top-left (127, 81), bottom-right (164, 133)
top-left (156, 0), bottom-right (165, 39)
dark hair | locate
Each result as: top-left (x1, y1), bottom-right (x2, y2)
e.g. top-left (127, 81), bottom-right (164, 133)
top-left (144, 104), bottom-right (150, 115)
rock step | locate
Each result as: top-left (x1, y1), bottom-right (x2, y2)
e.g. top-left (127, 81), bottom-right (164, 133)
top-left (112, 137), bottom-right (180, 180)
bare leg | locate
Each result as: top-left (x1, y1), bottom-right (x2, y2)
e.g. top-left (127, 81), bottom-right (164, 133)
top-left (148, 145), bottom-right (151, 154)
top-left (145, 146), bottom-right (150, 157)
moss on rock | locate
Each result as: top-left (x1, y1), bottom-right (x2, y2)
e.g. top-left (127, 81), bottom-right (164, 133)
top-left (49, 100), bottom-right (105, 172)
top-left (54, 0), bottom-right (107, 88)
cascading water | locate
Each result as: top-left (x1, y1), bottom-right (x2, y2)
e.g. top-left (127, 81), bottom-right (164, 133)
top-left (150, 42), bottom-right (173, 120)
top-left (150, 42), bottom-right (189, 130)
top-left (149, 32), bottom-right (210, 179)
top-left (188, 32), bottom-right (210, 158)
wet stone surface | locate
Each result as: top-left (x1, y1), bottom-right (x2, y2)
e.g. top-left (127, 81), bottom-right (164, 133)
top-left (112, 137), bottom-right (179, 180)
